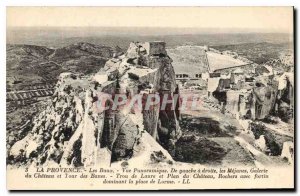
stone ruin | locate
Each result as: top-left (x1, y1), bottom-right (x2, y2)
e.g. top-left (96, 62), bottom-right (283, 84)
top-left (205, 65), bottom-right (294, 163)
top-left (8, 41), bottom-right (182, 167)
top-left (207, 67), bottom-right (294, 122)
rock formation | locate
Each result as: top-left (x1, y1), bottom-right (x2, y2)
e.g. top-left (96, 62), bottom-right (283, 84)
top-left (8, 41), bottom-right (181, 167)
top-left (281, 141), bottom-right (294, 164)
top-left (275, 72), bottom-right (294, 123)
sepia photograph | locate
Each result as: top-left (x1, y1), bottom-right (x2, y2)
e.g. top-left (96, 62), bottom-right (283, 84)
top-left (5, 6), bottom-right (295, 190)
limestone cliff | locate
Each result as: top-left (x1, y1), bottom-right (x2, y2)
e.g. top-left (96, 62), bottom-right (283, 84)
top-left (8, 41), bottom-right (181, 167)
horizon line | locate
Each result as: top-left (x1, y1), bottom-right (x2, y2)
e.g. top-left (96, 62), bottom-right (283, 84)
top-left (7, 26), bottom-right (292, 35)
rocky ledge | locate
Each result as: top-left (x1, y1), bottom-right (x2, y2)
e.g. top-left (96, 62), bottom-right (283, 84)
top-left (8, 41), bottom-right (181, 167)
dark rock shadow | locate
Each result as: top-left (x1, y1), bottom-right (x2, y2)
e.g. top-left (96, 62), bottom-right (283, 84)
top-left (174, 136), bottom-right (227, 164)
top-left (179, 114), bottom-right (236, 137)
top-left (172, 114), bottom-right (239, 164)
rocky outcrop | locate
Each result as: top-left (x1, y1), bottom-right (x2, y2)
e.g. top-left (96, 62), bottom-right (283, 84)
top-left (275, 72), bottom-right (294, 123)
top-left (209, 72), bottom-right (288, 121)
top-left (281, 141), bottom-right (294, 164)
top-left (8, 41), bottom-right (181, 167)
top-left (250, 122), bottom-right (293, 156)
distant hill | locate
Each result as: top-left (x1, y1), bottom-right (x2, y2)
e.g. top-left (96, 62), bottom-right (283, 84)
top-left (7, 27), bottom-right (293, 49)
top-left (6, 42), bottom-right (115, 91)
top-left (212, 42), bottom-right (293, 64)
top-left (48, 42), bottom-right (113, 62)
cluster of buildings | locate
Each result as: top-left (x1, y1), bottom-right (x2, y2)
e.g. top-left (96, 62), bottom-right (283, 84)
top-left (173, 45), bottom-right (294, 122)
top-left (206, 60), bottom-right (293, 122)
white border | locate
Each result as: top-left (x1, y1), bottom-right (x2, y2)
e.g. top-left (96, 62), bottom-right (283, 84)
top-left (0, 1), bottom-right (298, 195)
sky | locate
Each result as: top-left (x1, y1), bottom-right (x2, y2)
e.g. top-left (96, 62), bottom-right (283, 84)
top-left (7, 7), bottom-right (293, 34)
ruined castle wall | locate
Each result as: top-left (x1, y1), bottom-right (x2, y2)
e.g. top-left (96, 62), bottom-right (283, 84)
top-left (141, 42), bottom-right (167, 56)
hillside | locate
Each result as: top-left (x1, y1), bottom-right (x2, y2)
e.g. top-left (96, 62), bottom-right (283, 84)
top-left (212, 42), bottom-right (293, 65)
top-left (6, 42), bottom-right (115, 91)
top-left (6, 42), bottom-right (117, 151)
